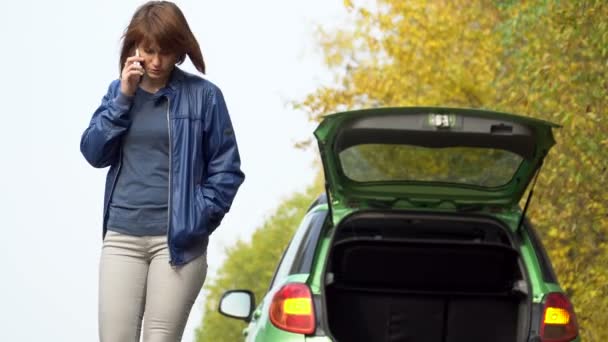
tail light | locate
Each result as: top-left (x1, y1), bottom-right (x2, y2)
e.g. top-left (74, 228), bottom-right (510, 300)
top-left (269, 283), bottom-right (315, 334)
top-left (540, 292), bottom-right (578, 342)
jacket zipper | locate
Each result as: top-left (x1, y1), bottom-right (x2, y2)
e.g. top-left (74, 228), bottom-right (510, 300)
top-left (166, 96), bottom-right (175, 266)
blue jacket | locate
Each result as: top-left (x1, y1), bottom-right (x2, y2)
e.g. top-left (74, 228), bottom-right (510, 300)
top-left (80, 68), bottom-right (245, 266)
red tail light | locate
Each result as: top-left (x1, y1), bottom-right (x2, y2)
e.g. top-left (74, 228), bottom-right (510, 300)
top-left (540, 292), bottom-right (578, 342)
top-left (269, 283), bottom-right (315, 334)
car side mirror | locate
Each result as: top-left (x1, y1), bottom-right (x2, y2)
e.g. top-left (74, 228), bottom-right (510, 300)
top-left (218, 290), bottom-right (256, 322)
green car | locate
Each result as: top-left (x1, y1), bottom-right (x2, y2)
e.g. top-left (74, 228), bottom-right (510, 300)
top-left (218, 107), bottom-right (580, 342)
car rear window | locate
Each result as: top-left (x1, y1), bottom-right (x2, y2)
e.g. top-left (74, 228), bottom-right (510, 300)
top-left (339, 144), bottom-right (523, 187)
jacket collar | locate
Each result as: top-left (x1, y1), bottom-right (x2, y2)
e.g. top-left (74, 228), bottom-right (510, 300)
top-left (152, 66), bottom-right (185, 100)
top-left (166, 66), bottom-right (186, 91)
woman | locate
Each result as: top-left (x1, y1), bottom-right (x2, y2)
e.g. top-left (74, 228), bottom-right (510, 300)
top-left (80, 2), bottom-right (245, 341)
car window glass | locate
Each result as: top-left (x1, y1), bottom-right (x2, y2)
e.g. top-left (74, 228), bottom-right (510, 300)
top-left (290, 211), bottom-right (327, 274)
top-left (525, 220), bottom-right (558, 283)
top-left (268, 211), bottom-right (321, 290)
top-left (340, 144), bottom-right (523, 187)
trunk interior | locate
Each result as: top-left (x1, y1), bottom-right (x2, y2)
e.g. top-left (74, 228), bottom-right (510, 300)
top-left (324, 212), bottom-right (529, 342)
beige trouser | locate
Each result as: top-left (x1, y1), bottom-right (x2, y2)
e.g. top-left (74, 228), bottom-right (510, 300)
top-left (99, 230), bottom-right (207, 342)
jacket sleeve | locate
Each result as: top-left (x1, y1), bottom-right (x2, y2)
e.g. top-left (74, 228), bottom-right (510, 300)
top-left (80, 80), bottom-right (133, 168)
top-left (200, 85), bottom-right (245, 234)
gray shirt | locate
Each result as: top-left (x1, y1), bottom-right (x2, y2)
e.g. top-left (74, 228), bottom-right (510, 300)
top-left (107, 88), bottom-right (170, 236)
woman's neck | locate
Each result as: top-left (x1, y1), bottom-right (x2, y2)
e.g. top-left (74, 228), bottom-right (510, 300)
top-left (139, 73), bottom-right (171, 94)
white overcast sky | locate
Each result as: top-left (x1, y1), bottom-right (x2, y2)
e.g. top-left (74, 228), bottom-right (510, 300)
top-left (0, 1), bottom-right (350, 341)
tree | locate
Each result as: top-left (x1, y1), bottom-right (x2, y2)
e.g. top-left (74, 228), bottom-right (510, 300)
top-left (297, 0), bottom-right (503, 119)
top-left (494, 2), bottom-right (608, 340)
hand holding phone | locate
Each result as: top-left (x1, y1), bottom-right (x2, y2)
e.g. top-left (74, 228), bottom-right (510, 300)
top-left (120, 48), bottom-right (145, 96)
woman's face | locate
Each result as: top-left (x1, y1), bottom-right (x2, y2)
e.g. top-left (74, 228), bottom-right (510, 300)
top-left (137, 42), bottom-right (178, 81)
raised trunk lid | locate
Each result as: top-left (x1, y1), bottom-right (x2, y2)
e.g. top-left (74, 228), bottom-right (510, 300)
top-left (314, 107), bottom-right (558, 216)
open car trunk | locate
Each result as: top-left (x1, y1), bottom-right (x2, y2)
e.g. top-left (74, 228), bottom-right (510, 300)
top-left (324, 213), bottom-right (530, 342)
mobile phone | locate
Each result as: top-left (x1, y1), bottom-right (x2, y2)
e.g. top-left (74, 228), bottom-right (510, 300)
top-left (134, 48), bottom-right (141, 67)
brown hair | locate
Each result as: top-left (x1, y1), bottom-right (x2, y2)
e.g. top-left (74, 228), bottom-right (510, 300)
top-left (119, 1), bottom-right (205, 75)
